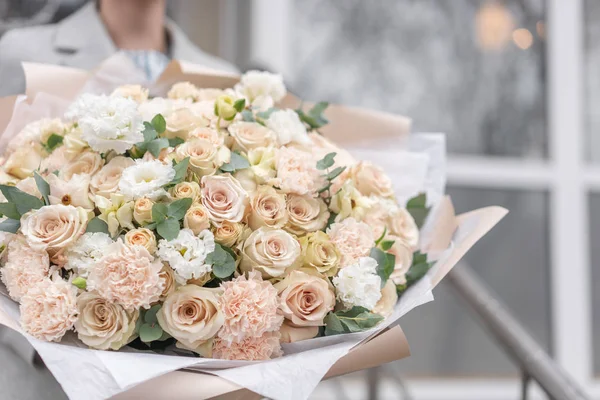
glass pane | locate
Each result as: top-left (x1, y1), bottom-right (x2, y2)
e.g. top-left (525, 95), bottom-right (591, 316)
top-left (585, 1), bottom-right (600, 163)
top-left (290, 0), bottom-right (547, 158)
top-left (590, 193), bottom-right (600, 375)
top-left (399, 187), bottom-right (550, 377)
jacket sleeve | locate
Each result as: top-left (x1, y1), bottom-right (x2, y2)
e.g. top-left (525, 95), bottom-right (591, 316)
top-left (0, 31), bottom-right (27, 97)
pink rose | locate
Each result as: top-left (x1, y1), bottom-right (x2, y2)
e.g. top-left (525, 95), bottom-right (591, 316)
top-left (240, 227), bottom-right (301, 278)
top-left (200, 174), bottom-right (248, 224)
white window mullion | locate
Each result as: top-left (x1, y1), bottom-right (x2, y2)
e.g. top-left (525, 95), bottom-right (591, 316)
top-left (548, 0), bottom-right (592, 387)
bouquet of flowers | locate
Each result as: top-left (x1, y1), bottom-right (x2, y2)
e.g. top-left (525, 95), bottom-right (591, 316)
top-left (0, 58), bottom-right (507, 400)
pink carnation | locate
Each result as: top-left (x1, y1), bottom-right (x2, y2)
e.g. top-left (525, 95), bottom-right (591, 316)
top-left (19, 274), bottom-right (78, 342)
top-left (213, 331), bottom-right (283, 361)
top-left (218, 271), bottom-right (283, 344)
top-left (327, 217), bottom-right (375, 267)
top-left (0, 237), bottom-right (50, 301)
top-left (87, 239), bottom-right (164, 311)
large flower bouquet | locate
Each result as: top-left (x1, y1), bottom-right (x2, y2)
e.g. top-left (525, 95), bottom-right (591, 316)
top-left (0, 58), bottom-right (507, 400)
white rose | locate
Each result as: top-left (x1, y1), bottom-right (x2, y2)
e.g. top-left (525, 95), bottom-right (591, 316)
top-left (90, 156), bottom-right (135, 198)
top-left (59, 151), bottom-right (104, 181)
top-left (228, 121), bottom-right (278, 152)
top-left (175, 139), bottom-right (230, 177)
top-left (240, 227), bottom-right (301, 278)
top-left (165, 107), bottom-right (207, 140)
top-left (266, 109), bottom-right (310, 145)
top-left (157, 285), bottom-right (224, 351)
top-left (200, 174), bottom-right (248, 224)
top-left (75, 292), bottom-right (139, 350)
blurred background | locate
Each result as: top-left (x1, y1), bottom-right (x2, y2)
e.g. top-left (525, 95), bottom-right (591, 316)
top-left (0, 0), bottom-right (596, 399)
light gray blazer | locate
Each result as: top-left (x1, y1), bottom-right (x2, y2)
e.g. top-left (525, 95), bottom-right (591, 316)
top-left (0, 2), bottom-right (238, 96)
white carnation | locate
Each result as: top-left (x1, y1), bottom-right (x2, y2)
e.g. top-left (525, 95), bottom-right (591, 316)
top-left (118, 159), bottom-right (176, 200)
top-left (64, 232), bottom-right (113, 278)
top-left (333, 257), bottom-right (382, 310)
top-left (157, 228), bottom-right (216, 284)
top-left (266, 109), bottom-right (310, 146)
top-left (65, 94), bottom-right (144, 154)
top-left (236, 70), bottom-right (287, 103)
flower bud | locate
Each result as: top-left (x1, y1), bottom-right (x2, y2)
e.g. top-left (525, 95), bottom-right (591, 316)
top-left (214, 95), bottom-right (237, 121)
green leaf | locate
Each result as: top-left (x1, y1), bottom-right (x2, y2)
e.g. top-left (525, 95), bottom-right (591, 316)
top-left (0, 185), bottom-right (18, 203)
top-left (171, 158), bottom-right (189, 185)
top-left (406, 193), bottom-right (427, 209)
top-left (324, 313), bottom-right (345, 336)
top-left (168, 137), bottom-right (184, 148)
top-left (324, 212), bottom-right (337, 231)
top-left (139, 323), bottom-right (163, 343)
top-left (316, 152), bottom-right (336, 170)
top-left (370, 247), bottom-right (395, 287)
top-left (336, 306), bottom-right (370, 318)
top-left (34, 172), bottom-right (50, 205)
top-left (167, 198), bottom-right (192, 220)
top-left (406, 262), bottom-right (432, 286)
top-left (147, 138), bottom-right (170, 157)
top-left (144, 304), bottom-right (162, 324)
top-left (326, 166), bottom-right (345, 181)
top-left (151, 114), bottom-right (166, 134)
top-left (157, 217), bottom-right (180, 241)
top-left (145, 222), bottom-right (157, 230)
top-left (208, 244), bottom-right (236, 279)
top-left (408, 207), bottom-right (430, 229)
top-left (256, 107), bottom-right (277, 120)
top-left (72, 277), bottom-right (87, 290)
top-left (220, 152), bottom-right (250, 173)
top-left (296, 102), bottom-right (329, 130)
top-left (413, 251), bottom-right (428, 265)
top-left (380, 240), bottom-right (395, 251)
top-left (310, 101), bottom-right (329, 117)
top-left (241, 110), bottom-right (255, 122)
top-left (143, 121), bottom-right (158, 142)
top-left (374, 226), bottom-right (387, 246)
top-left (338, 311), bottom-right (383, 332)
top-left (0, 218), bottom-right (20, 233)
top-left (317, 183), bottom-right (332, 195)
top-left (86, 217), bottom-right (109, 234)
top-left (11, 190), bottom-right (44, 215)
top-left (233, 98), bottom-right (246, 112)
top-left (45, 134), bottom-right (64, 152)
top-left (396, 283), bottom-right (407, 295)
top-left (0, 203), bottom-right (20, 220)
top-left (152, 203), bottom-right (168, 224)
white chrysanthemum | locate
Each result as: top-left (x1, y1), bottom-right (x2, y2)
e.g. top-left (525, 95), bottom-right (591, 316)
top-left (118, 159), bottom-right (176, 200)
top-left (236, 70), bottom-right (287, 103)
top-left (265, 109), bottom-right (310, 146)
top-left (333, 257), bottom-right (382, 310)
top-left (65, 94), bottom-right (144, 154)
top-left (157, 228), bottom-right (216, 284)
top-left (64, 232), bottom-right (113, 278)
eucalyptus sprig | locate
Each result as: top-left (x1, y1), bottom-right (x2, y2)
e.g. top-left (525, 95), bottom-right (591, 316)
top-left (315, 152), bottom-right (346, 206)
top-left (146, 198), bottom-right (193, 241)
top-left (296, 102), bottom-right (329, 131)
top-left (324, 306), bottom-right (384, 336)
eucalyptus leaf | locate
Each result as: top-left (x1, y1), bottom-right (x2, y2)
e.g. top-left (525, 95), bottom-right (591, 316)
top-left (151, 114), bottom-right (166, 134)
top-left (406, 262), bottom-right (432, 286)
top-left (406, 193), bottom-right (427, 208)
top-left (11, 190), bottom-right (44, 215)
top-left (147, 138), bottom-right (170, 157)
top-left (167, 198), bottom-right (193, 220)
top-left (220, 152), bottom-right (250, 173)
top-left (34, 172), bottom-right (50, 205)
top-left (144, 304), bottom-right (162, 324)
top-left (157, 217), bottom-right (180, 241)
top-left (316, 152), bottom-right (336, 170)
top-left (380, 240), bottom-right (395, 251)
top-left (139, 323), bottom-right (163, 343)
top-left (370, 247), bottom-right (395, 287)
top-left (171, 158), bottom-right (190, 185)
top-left (208, 244), bottom-right (236, 279)
top-left (256, 107), bottom-right (277, 120)
top-left (0, 218), bottom-right (20, 233)
top-left (152, 203), bottom-right (168, 224)
top-left (168, 137), bottom-right (185, 147)
top-left (338, 311), bottom-right (383, 332)
top-left (241, 110), bottom-right (255, 122)
top-left (0, 203), bottom-right (20, 220)
top-left (324, 313), bottom-right (345, 336)
top-left (143, 121), bottom-right (158, 142)
top-left (326, 166), bottom-right (345, 181)
top-left (86, 217), bottom-right (109, 234)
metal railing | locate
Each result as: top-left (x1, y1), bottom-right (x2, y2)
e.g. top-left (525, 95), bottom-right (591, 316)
top-left (443, 263), bottom-right (590, 400)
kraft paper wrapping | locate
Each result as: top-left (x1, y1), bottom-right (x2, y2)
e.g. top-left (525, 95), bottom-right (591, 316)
top-left (0, 58), bottom-right (507, 400)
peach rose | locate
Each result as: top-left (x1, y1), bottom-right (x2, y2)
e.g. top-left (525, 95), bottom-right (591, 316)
top-left (248, 186), bottom-right (288, 230)
top-left (124, 228), bottom-right (157, 254)
top-left (228, 121), bottom-right (278, 152)
top-left (213, 331), bottom-right (283, 361)
top-left (327, 218), bottom-right (374, 267)
top-left (133, 197), bottom-right (154, 225)
top-left (158, 264), bottom-right (177, 300)
top-left (299, 231), bottom-right (341, 277)
top-left (170, 181), bottom-right (201, 203)
top-left (87, 239), bottom-right (164, 311)
top-left (387, 236), bottom-right (414, 286)
top-left (240, 227), bottom-right (301, 278)
top-left (213, 220), bottom-right (246, 247)
top-left (389, 208), bottom-right (420, 250)
top-left (75, 292), bottom-right (139, 350)
top-left (20, 205), bottom-right (89, 258)
top-left (372, 279), bottom-right (398, 318)
top-left (157, 285), bottom-right (224, 352)
top-left (175, 139), bottom-right (230, 176)
top-left (347, 161), bottom-right (394, 198)
top-left (90, 156), bottom-right (135, 198)
top-left (183, 204), bottom-right (211, 235)
top-left (0, 236), bottom-right (50, 301)
top-left (200, 174), bottom-right (248, 224)
top-left (274, 270), bottom-right (335, 327)
top-left (279, 322), bottom-right (319, 343)
top-left (284, 194), bottom-right (329, 235)
top-left (19, 275), bottom-right (78, 342)
top-left (59, 150), bottom-right (104, 181)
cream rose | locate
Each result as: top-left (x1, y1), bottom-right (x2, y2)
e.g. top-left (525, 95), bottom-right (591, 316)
top-left (389, 208), bottom-right (420, 250)
top-left (4, 147), bottom-right (43, 179)
top-left (133, 197), bottom-right (154, 225)
top-left (299, 231), bottom-right (341, 277)
top-left (165, 107), bottom-right (207, 139)
top-left (170, 181), bottom-right (201, 203)
top-left (240, 227), bottom-right (301, 278)
top-left (388, 236), bottom-right (414, 286)
top-left (188, 127), bottom-right (224, 146)
top-left (284, 194), bottom-right (329, 235)
top-left (20, 205), bottom-right (89, 258)
top-left (200, 174), bottom-right (248, 224)
top-left (372, 280), bottom-right (398, 318)
top-left (247, 147), bottom-right (277, 184)
top-left (167, 82), bottom-right (201, 101)
top-left (90, 156), bottom-right (135, 198)
top-left (159, 264), bottom-right (177, 300)
top-left (279, 322), bottom-right (319, 343)
top-left (213, 220), bottom-right (246, 247)
top-left (59, 151), bottom-right (104, 181)
top-left (330, 180), bottom-right (373, 221)
top-left (111, 84), bottom-right (149, 103)
top-left (157, 285), bottom-right (224, 352)
top-left (248, 186), bottom-right (288, 230)
top-left (62, 126), bottom-right (88, 159)
top-left (124, 228), bottom-right (157, 254)
top-left (274, 270), bottom-right (335, 327)
top-left (228, 121), bottom-right (278, 152)
top-left (183, 204), bottom-right (211, 235)
top-left (348, 161), bottom-right (394, 198)
top-left (233, 169), bottom-right (258, 195)
top-left (175, 139), bottom-right (230, 176)
top-left (75, 292), bottom-right (139, 350)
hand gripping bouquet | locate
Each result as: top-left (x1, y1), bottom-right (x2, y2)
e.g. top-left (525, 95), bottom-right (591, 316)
top-left (0, 57), bottom-right (507, 400)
